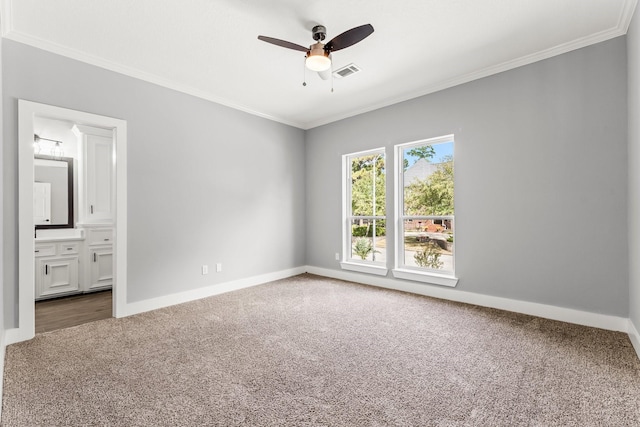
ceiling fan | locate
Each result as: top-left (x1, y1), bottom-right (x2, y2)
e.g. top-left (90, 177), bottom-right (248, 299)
top-left (258, 24), bottom-right (374, 78)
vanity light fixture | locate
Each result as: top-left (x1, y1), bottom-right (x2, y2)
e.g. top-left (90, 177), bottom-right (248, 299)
top-left (51, 141), bottom-right (64, 159)
top-left (34, 134), bottom-right (64, 159)
top-left (32, 135), bottom-right (41, 154)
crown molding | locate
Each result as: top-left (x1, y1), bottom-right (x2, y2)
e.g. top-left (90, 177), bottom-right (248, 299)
top-left (304, 3), bottom-right (638, 129)
top-left (620, 0), bottom-right (639, 33)
top-left (2, 0), bottom-right (637, 131)
top-left (2, 28), bottom-right (306, 129)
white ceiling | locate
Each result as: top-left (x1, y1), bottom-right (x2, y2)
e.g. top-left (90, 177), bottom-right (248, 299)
top-left (2, 0), bottom-right (637, 129)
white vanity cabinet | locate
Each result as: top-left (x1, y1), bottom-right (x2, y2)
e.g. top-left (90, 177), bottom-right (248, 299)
top-left (34, 241), bottom-right (81, 300)
top-left (72, 124), bottom-right (114, 224)
top-left (35, 231), bottom-right (113, 299)
top-left (83, 227), bottom-right (113, 291)
top-left (88, 247), bottom-right (113, 290)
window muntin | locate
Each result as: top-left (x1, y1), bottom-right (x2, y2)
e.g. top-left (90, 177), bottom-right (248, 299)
top-left (344, 149), bottom-right (386, 267)
top-left (396, 137), bottom-right (454, 276)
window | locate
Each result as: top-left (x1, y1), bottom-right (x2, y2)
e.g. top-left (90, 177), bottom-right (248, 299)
top-left (393, 136), bottom-right (458, 286)
top-left (341, 148), bottom-right (387, 275)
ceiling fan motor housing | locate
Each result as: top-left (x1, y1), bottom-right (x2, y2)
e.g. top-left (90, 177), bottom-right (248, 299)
top-left (307, 43), bottom-right (328, 57)
top-left (312, 25), bottom-right (327, 42)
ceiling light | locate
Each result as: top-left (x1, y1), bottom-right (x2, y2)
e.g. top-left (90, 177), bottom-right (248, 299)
top-left (305, 43), bottom-right (331, 72)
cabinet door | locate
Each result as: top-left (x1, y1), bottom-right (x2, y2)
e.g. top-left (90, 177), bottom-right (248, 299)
top-left (36, 256), bottom-right (80, 299)
top-left (89, 247), bottom-right (113, 290)
top-left (85, 134), bottom-right (113, 223)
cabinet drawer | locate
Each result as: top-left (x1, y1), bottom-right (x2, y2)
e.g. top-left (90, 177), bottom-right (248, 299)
top-left (58, 242), bottom-right (80, 255)
top-left (34, 243), bottom-right (56, 257)
top-left (86, 228), bottom-right (113, 245)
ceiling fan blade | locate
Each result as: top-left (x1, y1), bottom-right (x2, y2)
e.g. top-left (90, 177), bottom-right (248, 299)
top-left (257, 36), bottom-right (308, 52)
top-left (324, 24), bottom-right (374, 52)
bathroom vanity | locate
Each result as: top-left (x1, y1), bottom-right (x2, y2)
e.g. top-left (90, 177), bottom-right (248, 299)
top-left (34, 228), bottom-right (113, 300)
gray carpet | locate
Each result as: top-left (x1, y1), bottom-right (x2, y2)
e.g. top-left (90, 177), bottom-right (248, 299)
top-left (3, 274), bottom-right (640, 426)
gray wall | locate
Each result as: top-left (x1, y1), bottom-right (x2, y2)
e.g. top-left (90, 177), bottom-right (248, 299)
top-left (629, 10), bottom-right (640, 329)
top-left (1, 34), bottom-right (631, 327)
top-left (306, 37), bottom-right (629, 316)
top-left (0, 23), bottom-right (4, 340)
top-left (3, 39), bottom-right (306, 326)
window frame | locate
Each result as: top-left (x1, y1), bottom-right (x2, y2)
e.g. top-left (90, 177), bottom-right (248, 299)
top-left (341, 147), bottom-right (388, 276)
top-left (392, 135), bottom-right (458, 287)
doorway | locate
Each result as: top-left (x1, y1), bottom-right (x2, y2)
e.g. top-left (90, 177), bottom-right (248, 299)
top-left (9, 100), bottom-right (127, 344)
top-left (35, 290), bottom-right (112, 333)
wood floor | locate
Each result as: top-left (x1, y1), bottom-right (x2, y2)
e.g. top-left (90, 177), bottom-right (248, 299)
top-left (35, 290), bottom-right (113, 334)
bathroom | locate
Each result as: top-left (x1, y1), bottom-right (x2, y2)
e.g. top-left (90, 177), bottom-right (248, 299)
top-left (33, 116), bottom-right (114, 330)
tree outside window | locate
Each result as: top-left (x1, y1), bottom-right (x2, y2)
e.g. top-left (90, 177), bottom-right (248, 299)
top-left (345, 149), bottom-right (386, 265)
top-left (398, 138), bottom-right (454, 275)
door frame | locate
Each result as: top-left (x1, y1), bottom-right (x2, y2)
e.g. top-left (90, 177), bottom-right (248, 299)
top-left (8, 100), bottom-right (127, 344)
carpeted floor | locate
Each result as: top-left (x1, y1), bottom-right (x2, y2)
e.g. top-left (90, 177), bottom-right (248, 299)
top-left (3, 274), bottom-right (640, 426)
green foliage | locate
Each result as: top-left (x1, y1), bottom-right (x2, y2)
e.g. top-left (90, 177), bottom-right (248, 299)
top-left (351, 154), bottom-right (386, 217)
top-left (404, 157), bottom-right (454, 215)
top-left (353, 237), bottom-right (377, 260)
top-left (352, 224), bottom-right (386, 237)
top-left (407, 145), bottom-right (436, 161)
top-left (352, 226), bottom-right (368, 237)
top-left (446, 235), bottom-right (454, 243)
top-left (414, 241), bottom-right (443, 269)
top-left (351, 154), bottom-right (383, 174)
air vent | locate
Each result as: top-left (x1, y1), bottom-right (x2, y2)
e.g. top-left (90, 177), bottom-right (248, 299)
top-left (333, 63), bottom-right (361, 79)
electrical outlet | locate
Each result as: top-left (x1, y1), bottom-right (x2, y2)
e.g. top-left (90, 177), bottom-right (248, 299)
top-left (216, 263), bottom-right (222, 272)
top-left (335, 252), bottom-right (340, 261)
top-left (202, 265), bottom-right (208, 275)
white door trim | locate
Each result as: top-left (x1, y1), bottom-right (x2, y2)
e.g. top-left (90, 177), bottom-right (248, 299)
top-left (8, 100), bottom-right (127, 344)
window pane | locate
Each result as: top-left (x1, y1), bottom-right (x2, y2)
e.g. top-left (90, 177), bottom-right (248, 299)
top-left (402, 218), bottom-right (453, 273)
top-left (350, 219), bottom-right (386, 263)
top-left (402, 142), bottom-right (454, 216)
top-left (350, 153), bottom-right (385, 217)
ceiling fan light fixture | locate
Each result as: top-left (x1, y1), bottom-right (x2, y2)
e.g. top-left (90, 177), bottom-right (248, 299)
top-left (258, 23), bottom-right (374, 75)
top-left (305, 44), bottom-right (331, 71)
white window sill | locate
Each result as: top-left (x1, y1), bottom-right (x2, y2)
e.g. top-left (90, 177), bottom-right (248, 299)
top-left (392, 268), bottom-right (459, 287)
top-left (340, 261), bottom-right (388, 276)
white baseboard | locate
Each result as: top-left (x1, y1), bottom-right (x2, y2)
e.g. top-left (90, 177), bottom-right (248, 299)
top-left (306, 266), bottom-right (629, 333)
top-left (5, 267), bottom-right (307, 345)
top-left (5, 327), bottom-right (29, 346)
top-left (4, 265), bottom-right (632, 347)
top-left (120, 266), bottom-right (307, 317)
top-left (629, 320), bottom-right (640, 360)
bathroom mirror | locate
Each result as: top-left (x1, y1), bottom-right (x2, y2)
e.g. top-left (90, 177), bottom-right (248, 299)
top-left (34, 155), bottom-right (74, 229)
